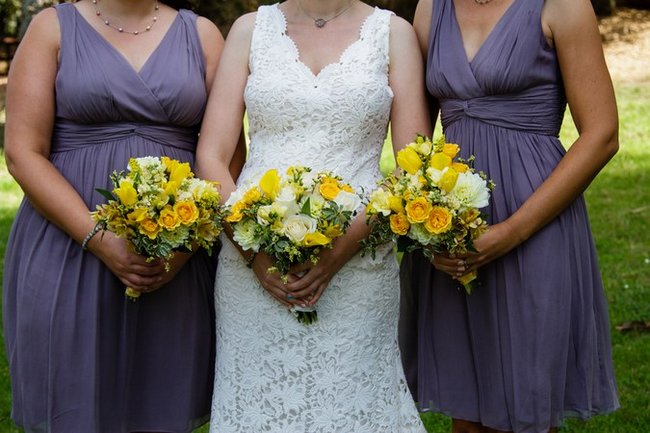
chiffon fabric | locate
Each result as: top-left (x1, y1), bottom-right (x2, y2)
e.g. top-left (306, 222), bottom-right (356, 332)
top-left (399, 1), bottom-right (619, 432)
top-left (2, 4), bottom-right (216, 432)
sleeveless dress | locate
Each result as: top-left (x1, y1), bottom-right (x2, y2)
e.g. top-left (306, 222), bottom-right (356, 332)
top-left (2, 4), bottom-right (216, 432)
top-left (399, 1), bottom-right (619, 432)
top-left (209, 5), bottom-right (425, 433)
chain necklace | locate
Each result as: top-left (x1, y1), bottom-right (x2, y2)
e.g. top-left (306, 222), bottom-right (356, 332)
top-left (93, 0), bottom-right (160, 35)
top-left (297, 0), bottom-right (354, 28)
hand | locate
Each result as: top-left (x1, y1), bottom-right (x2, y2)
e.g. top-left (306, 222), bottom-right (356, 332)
top-left (250, 252), bottom-right (303, 308)
top-left (283, 246), bottom-right (348, 307)
top-left (145, 251), bottom-right (193, 292)
top-left (87, 231), bottom-right (166, 292)
top-left (457, 220), bottom-right (523, 274)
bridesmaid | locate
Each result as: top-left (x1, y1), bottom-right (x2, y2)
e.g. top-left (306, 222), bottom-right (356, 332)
top-left (400, 0), bottom-right (619, 432)
top-left (2, 0), bottom-right (244, 432)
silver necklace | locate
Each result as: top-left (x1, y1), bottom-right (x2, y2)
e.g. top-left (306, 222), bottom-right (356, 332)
top-left (93, 0), bottom-right (160, 35)
top-left (297, 0), bottom-right (354, 28)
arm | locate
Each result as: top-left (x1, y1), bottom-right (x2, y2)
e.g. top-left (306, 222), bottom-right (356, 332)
top-left (460, 0), bottom-right (618, 273)
top-left (285, 15), bottom-right (431, 304)
top-left (5, 9), bottom-right (166, 291)
top-left (413, 0), bottom-right (440, 130)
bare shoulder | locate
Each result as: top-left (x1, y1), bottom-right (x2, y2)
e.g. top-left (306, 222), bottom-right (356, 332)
top-left (229, 11), bottom-right (258, 39)
top-left (23, 7), bottom-right (60, 47)
top-left (389, 14), bottom-right (417, 40)
top-left (542, 0), bottom-right (599, 41)
top-left (196, 16), bottom-right (224, 41)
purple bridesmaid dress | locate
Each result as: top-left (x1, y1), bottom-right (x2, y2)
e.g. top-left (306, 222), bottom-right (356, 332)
top-left (2, 4), bottom-right (216, 432)
top-left (399, 1), bottom-right (619, 432)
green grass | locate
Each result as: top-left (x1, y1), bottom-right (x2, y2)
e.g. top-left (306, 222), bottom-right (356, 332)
top-left (0, 83), bottom-right (648, 432)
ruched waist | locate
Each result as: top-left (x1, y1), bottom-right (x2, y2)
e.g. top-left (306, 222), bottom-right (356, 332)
top-left (439, 85), bottom-right (565, 136)
top-left (51, 120), bottom-right (199, 153)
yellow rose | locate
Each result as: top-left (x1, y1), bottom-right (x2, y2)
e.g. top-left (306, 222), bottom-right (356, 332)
top-left (158, 206), bottom-right (181, 230)
top-left (319, 181), bottom-right (341, 200)
top-left (388, 195), bottom-right (404, 213)
top-left (439, 168), bottom-right (459, 192)
top-left (429, 152), bottom-right (452, 170)
top-left (390, 213), bottom-right (410, 235)
top-left (114, 179), bottom-right (138, 207)
top-left (174, 200), bottom-right (199, 225)
top-left (396, 147), bottom-right (423, 175)
top-left (139, 217), bottom-right (161, 239)
top-left (169, 161), bottom-right (193, 184)
top-left (303, 232), bottom-right (331, 247)
top-left (451, 162), bottom-right (469, 173)
top-left (442, 143), bottom-right (460, 158)
top-left (405, 197), bottom-right (432, 224)
top-left (259, 169), bottom-right (280, 199)
top-left (424, 206), bottom-right (453, 234)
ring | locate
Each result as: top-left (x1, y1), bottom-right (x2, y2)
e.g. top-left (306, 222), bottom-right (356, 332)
top-left (286, 293), bottom-right (294, 300)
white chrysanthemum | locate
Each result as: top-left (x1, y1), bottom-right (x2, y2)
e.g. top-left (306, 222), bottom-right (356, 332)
top-left (334, 190), bottom-right (361, 213)
top-left (369, 188), bottom-right (391, 216)
top-left (449, 172), bottom-right (490, 210)
top-left (283, 214), bottom-right (317, 244)
top-left (232, 219), bottom-right (260, 252)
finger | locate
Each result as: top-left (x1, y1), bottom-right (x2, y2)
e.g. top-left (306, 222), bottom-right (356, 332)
top-left (284, 270), bottom-right (320, 293)
top-left (308, 283), bottom-right (328, 305)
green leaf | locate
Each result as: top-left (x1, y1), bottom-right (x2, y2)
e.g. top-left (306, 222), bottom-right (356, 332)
top-left (300, 197), bottom-right (311, 216)
top-left (95, 188), bottom-right (116, 202)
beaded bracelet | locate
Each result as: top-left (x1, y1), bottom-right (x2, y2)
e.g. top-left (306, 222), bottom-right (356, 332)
top-left (81, 222), bottom-right (105, 250)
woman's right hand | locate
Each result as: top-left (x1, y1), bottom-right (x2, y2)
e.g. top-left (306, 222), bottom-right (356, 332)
top-left (87, 231), bottom-right (166, 293)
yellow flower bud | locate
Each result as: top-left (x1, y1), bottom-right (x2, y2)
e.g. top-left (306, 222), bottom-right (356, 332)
top-left (396, 147), bottom-right (423, 175)
top-left (303, 232), bottom-right (331, 247)
top-left (429, 153), bottom-right (452, 170)
top-left (114, 179), bottom-right (138, 207)
top-left (439, 168), bottom-right (459, 192)
top-left (259, 169), bottom-right (280, 200)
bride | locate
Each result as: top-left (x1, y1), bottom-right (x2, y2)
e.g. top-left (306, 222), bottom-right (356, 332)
top-left (195, 0), bottom-right (430, 431)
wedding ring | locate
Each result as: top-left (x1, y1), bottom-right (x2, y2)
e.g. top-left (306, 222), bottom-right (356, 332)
top-left (286, 293), bottom-right (294, 300)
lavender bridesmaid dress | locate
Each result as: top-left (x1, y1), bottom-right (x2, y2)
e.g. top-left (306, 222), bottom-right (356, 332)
top-left (2, 4), bottom-right (216, 432)
top-left (399, 1), bottom-right (619, 432)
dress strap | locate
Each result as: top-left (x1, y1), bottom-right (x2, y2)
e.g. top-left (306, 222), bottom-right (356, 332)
top-left (54, 3), bottom-right (79, 62)
top-left (360, 8), bottom-right (393, 70)
top-left (177, 9), bottom-right (207, 78)
top-left (249, 5), bottom-right (285, 73)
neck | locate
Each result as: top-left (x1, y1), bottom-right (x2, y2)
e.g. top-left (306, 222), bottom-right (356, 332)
top-left (96, 0), bottom-right (155, 18)
top-left (295, 0), bottom-right (354, 17)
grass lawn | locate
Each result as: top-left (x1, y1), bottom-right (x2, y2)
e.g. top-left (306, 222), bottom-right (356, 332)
top-left (0, 83), bottom-right (649, 432)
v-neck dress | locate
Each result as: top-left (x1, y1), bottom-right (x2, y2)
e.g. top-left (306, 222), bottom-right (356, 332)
top-left (2, 4), bottom-right (216, 432)
top-left (399, 1), bottom-right (619, 432)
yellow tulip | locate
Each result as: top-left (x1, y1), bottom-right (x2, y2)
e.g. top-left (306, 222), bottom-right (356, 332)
top-left (114, 179), bottom-right (138, 207)
top-left (429, 152), bottom-right (452, 170)
top-left (169, 161), bottom-right (192, 184)
top-left (439, 168), bottom-right (459, 192)
top-left (396, 147), bottom-right (423, 175)
top-left (388, 195), bottom-right (404, 213)
top-left (259, 169), bottom-right (280, 199)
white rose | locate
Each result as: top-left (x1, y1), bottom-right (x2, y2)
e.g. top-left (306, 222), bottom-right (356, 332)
top-left (283, 214), bottom-right (317, 244)
top-left (232, 219), bottom-right (260, 252)
top-left (334, 190), bottom-right (361, 213)
top-left (449, 172), bottom-right (490, 210)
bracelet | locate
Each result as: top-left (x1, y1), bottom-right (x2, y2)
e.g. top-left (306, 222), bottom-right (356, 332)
top-left (81, 222), bottom-right (105, 250)
top-left (245, 252), bottom-right (258, 268)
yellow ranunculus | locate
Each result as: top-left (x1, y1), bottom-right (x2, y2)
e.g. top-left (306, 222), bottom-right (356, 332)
top-left (439, 168), bottom-right (459, 192)
top-left (396, 147), bottom-right (423, 175)
top-left (127, 207), bottom-right (148, 223)
top-left (259, 169), bottom-right (280, 199)
top-left (114, 179), bottom-right (138, 207)
top-left (174, 201), bottom-right (199, 225)
top-left (319, 181), bottom-right (341, 200)
top-left (225, 203), bottom-right (245, 223)
top-left (442, 143), bottom-right (460, 158)
top-left (390, 213), bottom-right (410, 235)
top-left (429, 152), bottom-right (452, 170)
top-left (424, 206), bottom-right (453, 234)
top-left (388, 195), bottom-right (404, 213)
top-left (451, 162), bottom-right (469, 173)
top-left (139, 217), bottom-right (161, 239)
top-left (303, 232), bottom-right (331, 247)
top-left (158, 206), bottom-right (181, 230)
top-left (169, 161), bottom-right (192, 184)
top-left (405, 197), bottom-right (432, 224)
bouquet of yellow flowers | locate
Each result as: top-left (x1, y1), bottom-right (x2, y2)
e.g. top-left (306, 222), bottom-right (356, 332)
top-left (361, 135), bottom-right (494, 294)
top-left (92, 156), bottom-right (224, 300)
top-left (225, 166), bottom-right (361, 324)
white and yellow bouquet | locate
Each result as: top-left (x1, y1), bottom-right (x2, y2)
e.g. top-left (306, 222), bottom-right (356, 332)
top-left (361, 135), bottom-right (494, 294)
top-left (92, 156), bottom-right (224, 300)
top-left (225, 166), bottom-right (361, 324)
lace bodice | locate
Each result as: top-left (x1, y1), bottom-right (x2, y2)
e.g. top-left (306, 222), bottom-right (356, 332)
top-left (240, 4), bottom-right (394, 196)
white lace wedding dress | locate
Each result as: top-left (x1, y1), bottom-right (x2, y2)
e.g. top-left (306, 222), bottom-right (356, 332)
top-left (210, 5), bottom-right (426, 433)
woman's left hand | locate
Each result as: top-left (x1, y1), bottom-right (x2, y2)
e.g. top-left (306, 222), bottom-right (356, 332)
top-left (283, 246), bottom-right (349, 306)
top-left (144, 252), bottom-right (193, 293)
top-left (458, 220), bottom-right (523, 273)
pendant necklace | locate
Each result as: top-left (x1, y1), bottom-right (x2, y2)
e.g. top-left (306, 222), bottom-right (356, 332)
top-left (93, 0), bottom-right (160, 35)
top-left (297, 0), bottom-right (354, 28)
